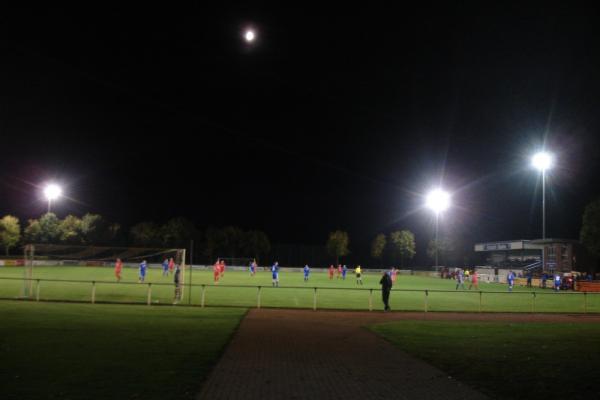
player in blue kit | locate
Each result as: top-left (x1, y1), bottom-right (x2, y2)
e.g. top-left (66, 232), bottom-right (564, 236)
top-left (162, 258), bottom-right (169, 276)
top-left (139, 260), bottom-right (147, 283)
top-left (507, 270), bottom-right (515, 292)
top-left (303, 264), bottom-right (310, 281)
top-left (249, 259), bottom-right (257, 276)
top-left (554, 274), bottom-right (561, 291)
top-left (271, 262), bottom-right (279, 287)
top-left (342, 265), bottom-right (348, 280)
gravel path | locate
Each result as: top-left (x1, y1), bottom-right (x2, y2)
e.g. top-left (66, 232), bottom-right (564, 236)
top-left (195, 309), bottom-right (571, 399)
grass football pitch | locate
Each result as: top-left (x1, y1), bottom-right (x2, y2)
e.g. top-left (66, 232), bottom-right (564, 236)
top-left (0, 266), bottom-right (599, 313)
top-left (0, 301), bottom-right (245, 400)
top-left (371, 320), bottom-right (600, 399)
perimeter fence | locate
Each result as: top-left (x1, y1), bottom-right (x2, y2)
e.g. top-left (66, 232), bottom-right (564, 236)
top-left (1, 276), bottom-right (599, 313)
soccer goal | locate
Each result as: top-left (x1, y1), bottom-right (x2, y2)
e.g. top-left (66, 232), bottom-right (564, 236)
top-left (22, 244), bottom-right (186, 298)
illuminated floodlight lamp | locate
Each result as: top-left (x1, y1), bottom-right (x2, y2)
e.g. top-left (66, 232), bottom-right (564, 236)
top-left (44, 184), bottom-right (62, 201)
top-left (43, 183), bottom-right (62, 212)
top-left (531, 151), bottom-right (553, 172)
top-left (425, 189), bottom-right (450, 214)
top-left (244, 29), bottom-right (256, 42)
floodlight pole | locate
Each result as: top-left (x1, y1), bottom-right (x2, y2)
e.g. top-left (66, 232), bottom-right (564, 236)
top-left (542, 170), bottom-right (546, 240)
top-left (435, 213), bottom-right (439, 267)
top-left (188, 239), bottom-right (193, 305)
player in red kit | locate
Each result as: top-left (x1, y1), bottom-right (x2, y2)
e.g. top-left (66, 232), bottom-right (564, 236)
top-left (213, 260), bottom-right (221, 283)
top-left (337, 264), bottom-right (342, 279)
top-left (219, 260), bottom-right (226, 277)
top-left (329, 265), bottom-right (334, 280)
top-left (114, 258), bottom-right (123, 282)
top-left (168, 257), bottom-right (175, 274)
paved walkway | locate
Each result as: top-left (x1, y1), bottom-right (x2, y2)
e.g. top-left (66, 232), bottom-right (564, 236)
top-left (198, 309), bottom-right (494, 399)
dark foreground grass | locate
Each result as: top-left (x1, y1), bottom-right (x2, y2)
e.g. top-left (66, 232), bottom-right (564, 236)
top-left (370, 321), bottom-right (600, 399)
top-left (0, 301), bottom-right (246, 400)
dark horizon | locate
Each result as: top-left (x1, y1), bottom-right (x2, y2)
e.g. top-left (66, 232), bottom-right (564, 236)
top-left (2, 6), bottom-right (600, 261)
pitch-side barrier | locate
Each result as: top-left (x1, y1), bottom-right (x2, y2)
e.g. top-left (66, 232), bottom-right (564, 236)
top-left (0, 276), bottom-right (598, 313)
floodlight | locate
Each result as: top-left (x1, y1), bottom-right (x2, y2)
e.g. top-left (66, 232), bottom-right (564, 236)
top-left (531, 151), bottom-right (553, 171)
top-left (44, 184), bottom-right (62, 201)
top-left (425, 189), bottom-right (450, 214)
top-left (244, 29), bottom-right (256, 42)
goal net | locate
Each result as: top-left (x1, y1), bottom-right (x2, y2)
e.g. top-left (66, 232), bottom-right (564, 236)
top-left (22, 244), bottom-right (186, 298)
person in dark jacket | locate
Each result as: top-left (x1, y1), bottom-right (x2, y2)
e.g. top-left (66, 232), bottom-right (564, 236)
top-left (379, 271), bottom-right (392, 311)
top-left (173, 265), bottom-right (182, 303)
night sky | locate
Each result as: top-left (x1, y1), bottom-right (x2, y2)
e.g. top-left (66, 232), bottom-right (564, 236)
top-left (2, 6), bottom-right (600, 259)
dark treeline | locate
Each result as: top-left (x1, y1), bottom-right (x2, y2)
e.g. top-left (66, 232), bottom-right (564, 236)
top-left (3, 197), bottom-right (599, 267)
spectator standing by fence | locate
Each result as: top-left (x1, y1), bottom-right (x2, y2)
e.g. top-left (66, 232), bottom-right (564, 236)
top-left (379, 270), bottom-right (392, 311)
top-left (173, 265), bottom-right (182, 303)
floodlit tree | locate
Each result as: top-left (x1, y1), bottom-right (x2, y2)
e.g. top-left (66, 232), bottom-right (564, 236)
top-left (327, 230), bottom-right (349, 265)
top-left (581, 198), bottom-right (600, 259)
top-left (390, 230), bottom-right (416, 267)
top-left (0, 215), bottom-right (21, 255)
top-left (24, 219), bottom-right (42, 243)
top-left (38, 213), bottom-right (61, 243)
top-left (371, 233), bottom-right (386, 266)
top-left (81, 213), bottom-right (113, 244)
top-left (58, 215), bottom-right (83, 243)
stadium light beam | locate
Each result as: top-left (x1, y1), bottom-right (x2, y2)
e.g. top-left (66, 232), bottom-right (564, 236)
top-left (531, 151), bottom-right (553, 240)
top-left (43, 183), bottom-right (62, 213)
top-left (425, 188), bottom-right (451, 267)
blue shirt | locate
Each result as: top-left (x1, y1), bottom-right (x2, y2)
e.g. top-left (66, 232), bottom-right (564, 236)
top-left (140, 262), bottom-right (147, 273)
top-left (271, 264), bottom-right (279, 276)
top-left (162, 260), bottom-right (169, 270)
top-left (304, 266), bottom-right (310, 275)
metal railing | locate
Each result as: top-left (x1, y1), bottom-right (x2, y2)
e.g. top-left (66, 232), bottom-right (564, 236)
top-left (0, 276), bottom-right (598, 313)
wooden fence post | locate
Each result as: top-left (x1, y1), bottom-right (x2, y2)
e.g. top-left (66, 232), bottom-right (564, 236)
top-left (147, 283), bottom-right (152, 305)
top-left (201, 285), bottom-right (206, 308)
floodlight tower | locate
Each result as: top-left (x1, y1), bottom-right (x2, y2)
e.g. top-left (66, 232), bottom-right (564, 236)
top-left (426, 189), bottom-right (451, 267)
top-left (531, 152), bottom-right (553, 239)
top-left (43, 183), bottom-right (62, 213)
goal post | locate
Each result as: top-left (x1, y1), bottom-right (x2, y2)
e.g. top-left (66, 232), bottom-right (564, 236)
top-left (21, 244), bottom-right (186, 298)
